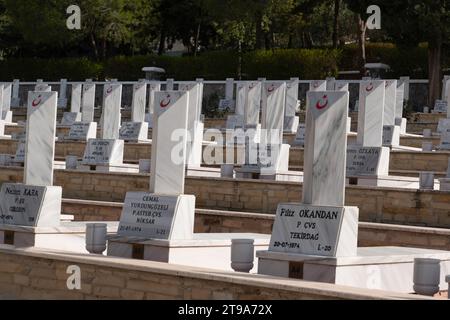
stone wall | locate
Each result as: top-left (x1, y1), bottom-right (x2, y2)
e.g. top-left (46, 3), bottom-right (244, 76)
top-left (1, 138), bottom-right (449, 172)
top-left (1, 168), bottom-right (449, 227)
top-left (0, 246), bottom-right (417, 300)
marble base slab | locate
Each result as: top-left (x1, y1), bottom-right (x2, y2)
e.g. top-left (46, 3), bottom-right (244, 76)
top-left (107, 233), bottom-right (270, 273)
top-left (186, 166), bottom-right (222, 178)
top-left (257, 246), bottom-right (450, 293)
top-left (395, 118), bottom-right (407, 135)
top-left (2, 111), bottom-right (13, 123)
top-left (0, 221), bottom-right (118, 253)
top-left (283, 116), bottom-right (299, 134)
top-left (383, 125), bottom-right (401, 147)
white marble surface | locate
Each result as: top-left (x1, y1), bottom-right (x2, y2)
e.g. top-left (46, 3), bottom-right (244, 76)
top-left (119, 122), bottom-right (149, 142)
top-left (11, 79), bottom-right (20, 108)
top-left (419, 172), bottom-right (435, 190)
top-left (117, 193), bottom-right (195, 240)
top-left (292, 123), bottom-right (306, 146)
top-left (150, 91), bottom-right (189, 195)
top-left (284, 116), bottom-right (299, 134)
top-left (261, 82), bottom-right (286, 144)
top-left (303, 91), bottom-right (349, 207)
top-left (67, 122), bottom-right (97, 141)
top-left (395, 82), bottom-right (405, 120)
top-left (147, 82), bottom-right (161, 115)
top-left (70, 83), bottom-right (82, 113)
top-left (235, 82), bottom-right (246, 117)
top-left (82, 139), bottom-right (124, 165)
top-left (225, 78), bottom-right (234, 101)
top-left (179, 83), bottom-right (203, 167)
top-left (61, 112), bottom-right (82, 126)
top-left (131, 81), bottom-right (147, 122)
top-left (0, 183), bottom-right (61, 227)
top-left (285, 78), bottom-right (299, 117)
top-left (334, 81), bottom-right (349, 91)
top-left (258, 246), bottom-right (450, 293)
top-left (81, 83), bottom-right (96, 123)
top-left (357, 80), bottom-right (385, 147)
top-left (382, 125), bottom-right (400, 147)
top-left (24, 91), bottom-right (57, 186)
top-left (309, 80), bottom-right (327, 91)
top-left (269, 203), bottom-right (358, 257)
top-left (57, 79), bottom-right (68, 108)
top-left (346, 146), bottom-right (390, 176)
top-left (437, 119), bottom-right (450, 133)
top-left (440, 131), bottom-right (450, 150)
top-left (2, 83), bottom-right (11, 112)
top-left (101, 84), bottom-right (122, 140)
top-left (245, 82), bottom-right (262, 126)
top-left (434, 100), bottom-right (447, 113)
top-left (383, 80), bottom-right (397, 126)
top-left (35, 84), bottom-right (51, 92)
top-left (0, 84), bottom-right (4, 116)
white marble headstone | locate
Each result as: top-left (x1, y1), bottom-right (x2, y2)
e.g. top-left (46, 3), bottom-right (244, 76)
top-left (24, 91), bottom-right (57, 186)
top-left (2, 83), bottom-right (12, 112)
top-left (261, 82), bottom-right (286, 144)
top-left (383, 80), bottom-right (397, 126)
top-left (245, 81), bottom-right (262, 126)
top-left (70, 83), bottom-right (82, 113)
top-left (309, 80), bottom-right (327, 92)
top-left (100, 84), bottom-right (122, 140)
top-left (67, 122), bottom-right (97, 141)
top-left (357, 80), bottom-right (385, 147)
top-left (147, 82), bottom-right (161, 116)
top-left (285, 78), bottom-right (299, 118)
top-left (131, 81), bottom-right (147, 122)
top-left (303, 91), bottom-right (349, 207)
top-left (11, 79), bottom-right (20, 108)
top-left (225, 78), bottom-right (234, 101)
top-left (61, 112), bottom-right (82, 126)
top-left (395, 82), bottom-right (405, 120)
top-left (150, 91), bottom-right (189, 195)
top-left (81, 83), bottom-right (96, 123)
top-left (82, 139), bottom-right (124, 165)
top-left (235, 82), bottom-right (246, 117)
top-left (58, 79), bottom-right (68, 108)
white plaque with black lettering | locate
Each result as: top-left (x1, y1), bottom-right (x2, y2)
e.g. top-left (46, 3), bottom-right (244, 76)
top-left (0, 183), bottom-right (62, 227)
top-left (82, 139), bottom-right (124, 165)
top-left (434, 100), bottom-right (447, 113)
top-left (119, 122), bottom-right (148, 142)
top-left (117, 192), bottom-right (195, 240)
top-left (67, 122), bottom-right (97, 141)
top-left (292, 123), bottom-right (306, 146)
top-left (382, 125), bottom-right (400, 147)
top-left (269, 203), bottom-right (358, 257)
top-left (346, 145), bottom-right (389, 176)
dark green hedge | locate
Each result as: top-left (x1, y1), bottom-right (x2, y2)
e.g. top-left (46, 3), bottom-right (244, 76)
top-left (0, 44), bottom-right (445, 81)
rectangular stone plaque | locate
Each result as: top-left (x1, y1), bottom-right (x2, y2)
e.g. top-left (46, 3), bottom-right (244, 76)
top-left (382, 125), bottom-right (400, 147)
top-left (434, 100), bottom-right (447, 113)
top-left (269, 203), bottom-right (358, 257)
top-left (118, 193), bottom-right (178, 239)
top-left (70, 83), bottom-right (82, 113)
top-left (346, 145), bottom-right (389, 176)
top-left (292, 123), bottom-right (306, 146)
top-left (82, 139), bottom-right (124, 165)
top-left (67, 122), bottom-right (97, 141)
top-left (438, 119), bottom-right (450, 133)
top-left (117, 193), bottom-right (195, 240)
top-left (219, 99), bottom-right (234, 111)
top-left (0, 183), bottom-right (61, 227)
top-left (14, 143), bottom-right (25, 162)
top-left (119, 122), bottom-right (148, 141)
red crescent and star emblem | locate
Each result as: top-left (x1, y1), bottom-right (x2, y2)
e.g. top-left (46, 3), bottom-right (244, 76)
top-left (316, 95), bottom-right (328, 110)
top-left (366, 83), bottom-right (374, 92)
top-left (313, 82), bottom-right (319, 88)
top-left (32, 95), bottom-right (42, 107)
top-left (106, 86), bottom-right (113, 95)
top-left (267, 84), bottom-right (275, 93)
top-left (160, 94), bottom-right (171, 108)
